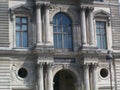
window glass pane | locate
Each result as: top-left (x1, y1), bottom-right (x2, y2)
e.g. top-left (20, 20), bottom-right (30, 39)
top-left (68, 35), bottom-right (72, 48)
top-left (96, 28), bottom-right (100, 34)
top-left (54, 26), bottom-right (57, 32)
top-left (16, 17), bottom-right (20, 23)
top-left (100, 22), bottom-right (104, 28)
top-left (22, 17), bottom-right (27, 23)
top-left (57, 15), bottom-right (61, 25)
top-left (16, 32), bottom-right (20, 47)
top-left (67, 27), bottom-right (72, 33)
top-left (54, 34), bottom-right (57, 48)
top-left (101, 29), bottom-right (105, 35)
top-left (97, 36), bottom-right (101, 49)
top-left (58, 27), bottom-right (61, 32)
top-left (22, 25), bottom-right (27, 31)
top-left (16, 25), bottom-right (20, 31)
top-left (64, 34), bottom-right (68, 48)
top-left (63, 27), bottom-right (67, 33)
top-left (102, 36), bottom-right (107, 49)
top-left (58, 34), bottom-right (62, 48)
top-left (23, 32), bottom-right (28, 47)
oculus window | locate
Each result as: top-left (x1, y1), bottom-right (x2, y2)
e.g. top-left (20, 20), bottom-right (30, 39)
top-left (16, 16), bottom-right (28, 47)
top-left (53, 13), bottom-right (73, 50)
top-left (96, 21), bottom-right (107, 49)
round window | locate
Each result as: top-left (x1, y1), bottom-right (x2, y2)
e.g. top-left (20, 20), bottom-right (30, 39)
top-left (100, 68), bottom-right (108, 78)
top-left (18, 68), bottom-right (28, 78)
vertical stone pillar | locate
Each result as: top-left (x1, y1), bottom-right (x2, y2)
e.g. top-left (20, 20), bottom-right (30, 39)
top-left (92, 64), bottom-right (98, 90)
top-left (47, 63), bottom-right (53, 90)
top-left (74, 82), bottom-right (81, 90)
top-left (38, 62), bottom-right (44, 90)
top-left (36, 4), bottom-right (42, 44)
top-left (45, 4), bottom-right (51, 44)
top-left (89, 8), bottom-right (95, 46)
top-left (84, 64), bottom-right (90, 90)
top-left (80, 7), bottom-right (87, 45)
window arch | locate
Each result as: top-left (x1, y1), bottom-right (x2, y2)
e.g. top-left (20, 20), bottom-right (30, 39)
top-left (53, 13), bottom-right (73, 50)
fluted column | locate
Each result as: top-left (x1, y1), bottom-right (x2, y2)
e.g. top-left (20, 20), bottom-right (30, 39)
top-left (36, 4), bottom-right (42, 44)
top-left (47, 63), bottom-right (53, 90)
top-left (81, 8), bottom-right (87, 45)
top-left (45, 4), bottom-right (51, 44)
top-left (38, 62), bottom-right (44, 90)
top-left (92, 64), bottom-right (98, 90)
top-left (89, 8), bottom-right (95, 46)
top-left (84, 64), bottom-right (90, 90)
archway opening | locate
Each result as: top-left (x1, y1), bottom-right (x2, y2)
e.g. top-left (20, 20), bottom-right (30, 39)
top-left (54, 70), bottom-right (76, 90)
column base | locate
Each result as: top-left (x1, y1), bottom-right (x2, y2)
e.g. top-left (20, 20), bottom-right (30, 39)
top-left (35, 43), bottom-right (44, 50)
top-left (79, 44), bottom-right (97, 50)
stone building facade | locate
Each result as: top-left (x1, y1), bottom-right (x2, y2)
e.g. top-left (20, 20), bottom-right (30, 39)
top-left (0, 0), bottom-right (120, 90)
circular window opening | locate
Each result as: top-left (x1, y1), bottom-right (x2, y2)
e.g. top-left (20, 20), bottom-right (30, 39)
top-left (18, 68), bottom-right (28, 78)
top-left (100, 68), bottom-right (108, 78)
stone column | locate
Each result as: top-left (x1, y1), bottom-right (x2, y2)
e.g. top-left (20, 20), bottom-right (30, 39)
top-left (89, 8), bottom-right (95, 46)
top-left (74, 82), bottom-right (81, 90)
top-left (47, 63), bottom-right (53, 90)
top-left (92, 64), bottom-right (98, 90)
top-left (84, 64), bottom-right (90, 90)
top-left (81, 8), bottom-right (87, 45)
top-left (45, 4), bottom-right (51, 44)
top-left (36, 4), bottom-right (42, 44)
top-left (38, 62), bottom-right (44, 90)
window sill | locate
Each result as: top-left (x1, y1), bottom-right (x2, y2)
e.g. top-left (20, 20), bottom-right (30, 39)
top-left (12, 47), bottom-right (30, 51)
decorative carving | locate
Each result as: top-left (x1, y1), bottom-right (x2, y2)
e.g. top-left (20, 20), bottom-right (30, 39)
top-left (47, 62), bottom-right (54, 69)
top-left (9, 5), bottom-right (33, 21)
top-left (36, 3), bottom-right (43, 8)
top-left (38, 62), bottom-right (45, 68)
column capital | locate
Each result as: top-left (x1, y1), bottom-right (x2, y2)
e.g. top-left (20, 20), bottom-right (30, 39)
top-left (93, 63), bottom-right (99, 68)
top-left (83, 63), bottom-right (89, 69)
top-left (80, 6), bottom-right (94, 11)
top-left (43, 4), bottom-right (51, 9)
top-left (91, 63), bottom-right (99, 70)
top-left (38, 62), bottom-right (45, 68)
top-left (36, 3), bottom-right (43, 8)
top-left (47, 62), bottom-right (54, 69)
top-left (80, 6), bottom-right (87, 11)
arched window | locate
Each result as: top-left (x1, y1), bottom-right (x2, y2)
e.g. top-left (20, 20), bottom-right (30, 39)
top-left (53, 13), bottom-right (73, 50)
